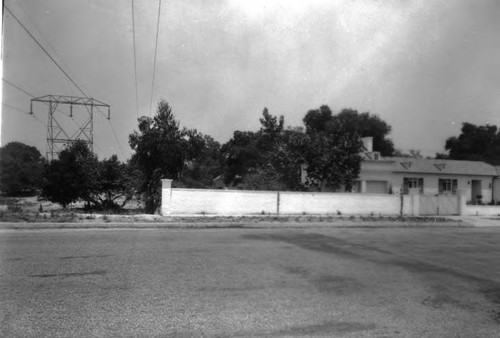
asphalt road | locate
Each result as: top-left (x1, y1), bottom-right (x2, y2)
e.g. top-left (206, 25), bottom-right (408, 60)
top-left (1, 226), bottom-right (500, 337)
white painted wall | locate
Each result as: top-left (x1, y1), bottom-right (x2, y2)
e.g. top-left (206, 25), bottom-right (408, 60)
top-left (279, 192), bottom-right (402, 215)
top-left (161, 180), bottom-right (413, 216)
top-left (167, 189), bottom-right (278, 215)
top-left (465, 205), bottom-right (500, 216)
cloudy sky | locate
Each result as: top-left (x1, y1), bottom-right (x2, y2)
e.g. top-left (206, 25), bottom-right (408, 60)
top-left (2, 0), bottom-right (500, 160)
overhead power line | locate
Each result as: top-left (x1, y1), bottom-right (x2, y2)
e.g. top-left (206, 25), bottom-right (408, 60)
top-left (131, 0), bottom-right (139, 119)
top-left (2, 102), bottom-right (46, 126)
top-left (149, 0), bottom-right (163, 116)
top-left (5, 5), bottom-right (89, 98)
top-left (5, 5), bottom-right (125, 159)
top-left (3, 78), bottom-right (35, 98)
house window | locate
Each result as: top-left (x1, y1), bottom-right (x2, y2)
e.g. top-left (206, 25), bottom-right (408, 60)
top-left (438, 179), bottom-right (457, 195)
top-left (403, 177), bottom-right (423, 194)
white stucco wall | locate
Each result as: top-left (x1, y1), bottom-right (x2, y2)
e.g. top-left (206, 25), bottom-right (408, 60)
top-left (278, 192), bottom-right (402, 215)
top-left (465, 205), bottom-right (500, 216)
top-left (166, 189), bottom-right (278, 215)
top-left (161, 180), bottom-right (413, 216)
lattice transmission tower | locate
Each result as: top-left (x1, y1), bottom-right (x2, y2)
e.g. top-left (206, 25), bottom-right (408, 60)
top-left (30, 95), bottom-right (110, 161)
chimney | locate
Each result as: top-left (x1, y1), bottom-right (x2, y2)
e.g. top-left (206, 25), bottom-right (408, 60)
top-left (362, 137), bottom-right (373, 152)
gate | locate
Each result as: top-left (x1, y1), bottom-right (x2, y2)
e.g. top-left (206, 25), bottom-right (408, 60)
top-left (419, 195), bottom-right (459, 215)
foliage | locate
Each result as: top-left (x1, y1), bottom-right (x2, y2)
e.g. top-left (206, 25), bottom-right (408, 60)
top-left (442, 122), bottom-right (500, 165)
top-left (221, 108), bottom-right (287, 187)
top-left (221, 130), bottom-right (262, 185)
top-left (41, 141), bottom-right (139, 210)
top-left (41, 140), bottom-right (97, 208)
top-left (222, 105), bottom-right (365, 191)
top-left (267, 127), bottom-right (308, 191)
top-left (129, 100), bottom-right (206, 213)
top-left (393, 149), bottom-right (423, 158)
top-left (302, 128), bottom-right (363, 191)
top-left (240, 167), bottom-right (287, 191)
top-left (96, 156), bottom-right (143, 210)
top-left (182, 135), bottom-right (222, 188)
top-left (0, 142), bottom-right (44, 196)
top-left (303, 106), bottom-right (394, 156)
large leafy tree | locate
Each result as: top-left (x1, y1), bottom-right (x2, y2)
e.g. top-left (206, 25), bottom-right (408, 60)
top-left (222, 106), bottom-right (365, 191)
top-left (221, 108), bottom-right (285, 187)
top-left (96, 156), bottom-right (142, 210)
top-left (41, 140), bottom-right (98, 208)
top-left (302, 131), bottom-right (363, 191)
top-left (441, 122), bottom-right (500, 164)
top-left (221, 130), bottom-right (262, 185)
top-left (303, 106), bottom-right (394, 156)
top-left (181, 135), bottom-right (222, 188)
top-left (42, 141), bottom-right (139, 210)
top-left (129, 100), bottom-right (204, 213)
top-left (0, 142), bottom-right (44, 196)
top-left (267, 127), bottom-right (308, 191)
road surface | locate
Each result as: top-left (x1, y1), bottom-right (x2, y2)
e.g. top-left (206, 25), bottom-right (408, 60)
top-left (1, 226), bottom-right (500, 337)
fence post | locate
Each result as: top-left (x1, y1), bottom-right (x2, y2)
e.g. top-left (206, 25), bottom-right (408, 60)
top-left (277, 191), bottom-right (280, 215)
top-left (161, 179), bottom-right (173, 216)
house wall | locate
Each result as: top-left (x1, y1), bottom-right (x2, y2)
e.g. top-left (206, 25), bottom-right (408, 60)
top-left (493, 178), bottom-right (500, 203)
top-left (161, 179), bottom-right (412, 216)
top-left (359, 163), bottom-right (494, 203)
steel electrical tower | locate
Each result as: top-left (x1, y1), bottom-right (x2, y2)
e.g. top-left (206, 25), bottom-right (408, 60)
top-left (30, 95), bottom-right (110, 161)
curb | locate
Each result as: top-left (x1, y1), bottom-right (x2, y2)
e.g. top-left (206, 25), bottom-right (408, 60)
top-left (0, 220), bottom-right (472, 230)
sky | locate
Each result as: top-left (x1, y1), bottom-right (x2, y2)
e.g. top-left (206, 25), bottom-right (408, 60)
top-left (2, 0), bottom-right (500, 160)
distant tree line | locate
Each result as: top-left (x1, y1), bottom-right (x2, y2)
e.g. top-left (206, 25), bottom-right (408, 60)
top-left (3, 98), bottom-right (495, 214)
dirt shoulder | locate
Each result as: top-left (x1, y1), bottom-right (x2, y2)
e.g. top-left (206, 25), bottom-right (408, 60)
top-left (0, 214), bottom-right (471, 229)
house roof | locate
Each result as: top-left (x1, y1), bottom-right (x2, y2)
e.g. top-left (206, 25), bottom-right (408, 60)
top-left (388, 157), bottom-right (497, 176)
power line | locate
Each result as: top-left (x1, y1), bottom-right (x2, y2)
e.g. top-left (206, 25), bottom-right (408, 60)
top-left (3, 78), bottom-right (35, 98)
top-left (107, 119), bottom-right (127, 158)
top-left (14, 2), bottom-right (91, 96)
top-left (131, 0), bottom-right (139, 119)
top-left (4, 5), bottom-right (89, 98)
top-left (149, 0), bottom-right (162, 116)
top-left (2, 102), bottom-right (46, 126)
top-left (5, 5), bottom-right (126, 159)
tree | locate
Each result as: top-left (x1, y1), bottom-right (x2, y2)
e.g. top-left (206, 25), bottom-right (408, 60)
top-left (303, 107), bottom-right (395, 156)
top-left (442, 122), bottom-right (500, 164)
top-left (96, 156), bottom-right (142, 210)
top-left (0, 142), bottom-right (44, 196)
top-left (303, 105), bottom-right (333, 134)
top-left (181, 135), bottom-right (222, 188)
top-left (42, 141), bottom-right (139, 210)
top-left (221, 108), bottom-right (285, 187)
top-left (393, 149), bottom-right (423, 158)
top-left (267, 127), bottom-right (308, 191)
top-left (302, 129), bottom-right (363, 191)
top-left (41, 140), bottom-right (98, 208)
top-left (129, 100), bottom-right (204, 213)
